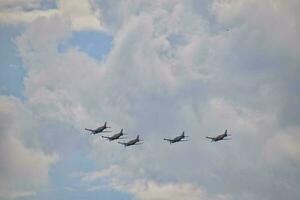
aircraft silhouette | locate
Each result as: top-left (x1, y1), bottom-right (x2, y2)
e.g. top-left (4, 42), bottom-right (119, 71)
top-left (164, 131), bottom-right (188, 144)
top-left (85, 122), bottom-right (111, 135)
top-left (206, 129), bottom-right (231, 142)
top-left (118, 135), bottom-right (143, 147)
top-left (102, 129), bottom-right (127, 141)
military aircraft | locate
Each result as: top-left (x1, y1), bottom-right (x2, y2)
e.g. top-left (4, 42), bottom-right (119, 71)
top-left (118, 135), bottom-right (143, 147)
top-left (164, 131), bottom-right (188, 144)
top-left (102, 129), bottom-right (126, 141)
top-left (84, 122), bottom-right (111, 135)
top-left (206, 129), bottom-right (231, 142)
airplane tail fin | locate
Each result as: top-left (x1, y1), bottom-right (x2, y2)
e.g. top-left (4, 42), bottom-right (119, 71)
top-left (182, 131), bottom-right (189, 138)
top-left (224, 129), bottom-right (228, 136)
top-left (121, 129), bottom-right (123, 133)
top-left (137, 135), bottom-right (140, 140)
top-left (104, 122), bottom-right (111, 128)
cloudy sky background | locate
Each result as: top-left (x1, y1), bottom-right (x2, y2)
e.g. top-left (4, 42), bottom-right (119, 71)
top-left (0, 0), bottom-right (300, 199)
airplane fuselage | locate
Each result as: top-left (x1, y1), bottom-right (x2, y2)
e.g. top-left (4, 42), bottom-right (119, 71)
top-left (164, 133), bottom-right (186, 144)
top-left (171, 135), bottom-right (184, 143)
top-left (214, 134), bottom-right (226, 141)
top-left (206, 130), bottom-right (230, 142)
top-left (109, 133), bottom-right (122, 141)
top-left (209, 133), bottom-right (229, 142)
top-left (94, 126), bottom-right (106, 133)
top-left (124, 139), bottom-right (138, 146)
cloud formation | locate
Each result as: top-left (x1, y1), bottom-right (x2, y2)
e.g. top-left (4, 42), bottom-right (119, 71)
top-left (1, 0), bottom-right (300, 199)
top-left (0, 96), bottom-right (58, 198)
top-left (0, 0), bottom-right (102, 31)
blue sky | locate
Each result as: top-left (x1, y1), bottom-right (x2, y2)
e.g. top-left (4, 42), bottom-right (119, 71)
top-left (58, 31), bottom-right (113, 60)
top-left (0, 1), bottom-right (300, 200)
top-left (0, 25), bottom-right (25, 98)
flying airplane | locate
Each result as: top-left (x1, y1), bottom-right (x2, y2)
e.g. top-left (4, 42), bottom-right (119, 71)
top-left (206, 129), bottom-right (231, 142)
top-left (84, 122), bottom-right (111, 135)
top-left (164, 131), bottom-right (188, 144)
top-left (102, 129), bottom-right (126, 141)
top-left (118, 135), bottom-right (143, 147)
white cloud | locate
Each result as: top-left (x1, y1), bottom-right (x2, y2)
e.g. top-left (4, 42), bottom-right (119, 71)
top-left (2, 0), bottom-right (300, 199)
top-left (113, 180), bottom-right (211, 200)
top-left (75, 165), bottom-right (119, 183)
top-left (2, 190), bottom-right (36, 199)
top-left (263, 127), bottom-right (300, 165)
top-left (0, 0), bottom-right (102, 31)
top-left (76, 166), bottom-right (232, 200)
top-left (58, 0), bottom-right (102, 31)
top-left (0, 0), bottom-right (40, 8)
top-left (0, 96), bottom-right (58, 198)
top-left (0, 9), bottom-right (59, 24)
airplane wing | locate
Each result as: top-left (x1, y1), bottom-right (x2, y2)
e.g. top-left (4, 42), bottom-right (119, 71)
top-left (102, 130), bottom-right (112, 133)
top-left (163, 138), bottom-right (172, 142)
top-left (116, 137), bottom-right (127, 140)
top-left (101, 136), bottom-right (110, 139)
top-left (134, 142), bottom-right (144, 145)
top-left (118, 142), bottom-right (127, 145)
top-left (178, 139), bottom-right (188, 142)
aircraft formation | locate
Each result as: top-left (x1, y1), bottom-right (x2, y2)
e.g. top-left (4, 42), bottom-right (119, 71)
top-left (85, 122), bottom-right (232, 147)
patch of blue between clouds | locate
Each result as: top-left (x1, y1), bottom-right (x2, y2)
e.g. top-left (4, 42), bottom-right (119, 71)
top-left (37, 0), bottom-right (58, 10)
top-left (167, 33), bottom-right (187, 47)
top-left (33, 187), bottom-right (132, 200)
top-left (34, 155), bottom-right (133, 200)
top-left (38, 157), bottom-right (132, 200)
top-left (21, 0), bottom-right (57, 12)
top-left (58, 31), bottom-right (113, 61)
top-left (0, 25), bottom-right (25, 99)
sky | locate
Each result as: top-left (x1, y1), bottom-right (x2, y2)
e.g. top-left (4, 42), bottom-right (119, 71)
top-left (0, 0), bottom-right (300, 200)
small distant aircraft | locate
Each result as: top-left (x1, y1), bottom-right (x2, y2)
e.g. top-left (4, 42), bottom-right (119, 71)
top-left (84, 122), bottom-right (111, 135)
top-left (102, 129), bottom-right (126, 141)
top-left (118, 135), bottom-right (143, 147)
top-left (206, 129), bottom-right (231, 142)
top-left (164, 131), bottom-right (188, 144)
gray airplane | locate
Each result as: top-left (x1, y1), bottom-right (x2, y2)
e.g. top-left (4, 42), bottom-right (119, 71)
top-left (118, 135), bottom-right (143, 147)
top-left (85, 122), bottom-right (111, 135)
top-left (102, 129), bottom-right (126, 141)
top-left (206, 129), bottom-right (231, 142)
top-left (164, 131), bottom-right (188, 144)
